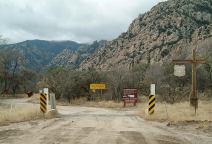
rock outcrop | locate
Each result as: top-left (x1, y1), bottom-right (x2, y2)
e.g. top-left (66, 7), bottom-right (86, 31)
top-left (80, 0), bottom-right (212, 70)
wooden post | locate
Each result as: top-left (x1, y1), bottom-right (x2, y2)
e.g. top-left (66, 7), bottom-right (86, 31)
top-left (173, 48), bottom-right (205, 113)
top-left (191, 49), bottom-right (198, 111)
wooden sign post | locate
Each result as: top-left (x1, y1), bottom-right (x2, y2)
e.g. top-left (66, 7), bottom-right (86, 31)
top-left (173, 48), bottom-right (205, 113)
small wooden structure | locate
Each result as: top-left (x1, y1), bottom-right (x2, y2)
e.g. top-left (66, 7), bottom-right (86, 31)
top-left (122, 89), bottom-right (138, 107)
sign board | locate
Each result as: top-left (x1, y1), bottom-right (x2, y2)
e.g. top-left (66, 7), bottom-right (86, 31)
top-left (174, 65), bottom-right (185, 77)
top-left (90, 84), bottom-right (106, 92)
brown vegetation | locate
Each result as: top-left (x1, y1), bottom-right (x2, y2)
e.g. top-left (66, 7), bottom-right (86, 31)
top-left (138, 99), bottom-right (212, 122)
top-left (0, 104), bottom-right (41, 125)
top-left (0, 101), bottom-right (60, 125)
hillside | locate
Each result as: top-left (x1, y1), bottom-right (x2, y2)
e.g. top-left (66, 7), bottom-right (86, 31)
top-left (49, 40), bottom-right (106, 69)
top-left (80, 0), bottom-right (212, 70)
top-left (0, 40), bottom-right (106, 70)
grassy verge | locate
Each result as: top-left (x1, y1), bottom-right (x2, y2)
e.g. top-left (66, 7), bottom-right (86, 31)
top-left (28, 94), bottom-right (212, 122)
top-left (0, 103), bottom-right (59, 126)
top-left (58, 97), bottom-right (124, 108)
top-left (138, 99), bottom-right (212, 122)
top-left (0, 104), bottom-right (42, 125)
top-left (28, 94), bottom-right (124, 108)
top-left (0, 94), bottom-right (28, 99)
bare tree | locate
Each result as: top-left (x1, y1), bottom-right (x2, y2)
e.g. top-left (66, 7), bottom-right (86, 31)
top-left (106, 68), bottom-right (129, 101)
top-left (0, 49), bottom-right (24, 94)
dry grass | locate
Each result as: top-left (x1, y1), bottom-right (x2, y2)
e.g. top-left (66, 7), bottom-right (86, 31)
top-left (27, 94), bottom-right (212, 122)
top-left (83, 101), bottom-right (123, 108)
top-left (0, 104), bottom-right (43, 125)
top-left (59, 97), bottom-right (124, 108)
top-left (29, 94), bottom-right (124, 108)
top-left (138, 99), bottom-right (212, 122)
top-left (0, 103), bottom-right (60, 125)
top-left (0, 94), bottom-right (28, 99)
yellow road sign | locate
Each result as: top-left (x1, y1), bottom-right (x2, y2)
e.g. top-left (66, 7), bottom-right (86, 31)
top-left (90, 84), bottom-right (106, 92)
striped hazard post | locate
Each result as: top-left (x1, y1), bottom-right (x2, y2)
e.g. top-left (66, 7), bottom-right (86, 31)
top-left (40, 93), bottom-right (47, 113)
top-left (148, 95), bottom-right (155, 115)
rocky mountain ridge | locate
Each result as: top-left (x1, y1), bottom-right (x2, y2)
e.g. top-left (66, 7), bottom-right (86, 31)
top-left (1, 0), bottom-right (211, 71)
top-left (80, 0), bottom-right (212, 70)
top-left (0, 39), bottom-right (106, 70)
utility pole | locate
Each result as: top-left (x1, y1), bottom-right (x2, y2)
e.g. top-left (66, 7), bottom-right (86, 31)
top-left (173, 48), bottom-right (205, 113)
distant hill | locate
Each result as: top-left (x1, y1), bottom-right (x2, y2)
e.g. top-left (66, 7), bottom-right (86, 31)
top-left (1, 0), bottom-right (211, 71)
top-left (80, 0), bottom-right (212, 70)
top-left (0, 39), bottom-right (106, 71)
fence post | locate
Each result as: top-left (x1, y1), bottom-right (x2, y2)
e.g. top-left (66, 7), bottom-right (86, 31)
top-left (43, 88), bottom-right (49, 111)
top-left (148, 84), bottom-right (156, 115)
top-left (50, 93), bottom-right (56, 110)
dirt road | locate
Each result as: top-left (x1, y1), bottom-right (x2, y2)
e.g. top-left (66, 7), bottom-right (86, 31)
top-left (0, 100), bottom-right (212, 144)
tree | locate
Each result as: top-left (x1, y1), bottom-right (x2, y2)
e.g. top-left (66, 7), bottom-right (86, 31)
top-left (130, 63), bottom-right (149, 95)
top-left (198, 38), bottom-right (212, 92)
top-left (20, 69), bottom-right (38, 93)
top-left (44, 67), bottom-right (66, 99)
top-left (202, 38), bottom-right (212, 88)
top-left (45, 68), bottom-right (92, 102)
top-left (0, 49), bottom-right (24, 94)
top-left (159, 62), bottom-right (192, 103)
top-left (106, 67), bottom-right (133, 101)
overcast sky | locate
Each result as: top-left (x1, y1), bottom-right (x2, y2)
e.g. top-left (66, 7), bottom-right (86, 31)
top-left (0, 0), bottom-right (166, 44)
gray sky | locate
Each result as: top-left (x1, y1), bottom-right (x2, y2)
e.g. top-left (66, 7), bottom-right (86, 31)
top-left (0, 0), bottom-right (166, 43)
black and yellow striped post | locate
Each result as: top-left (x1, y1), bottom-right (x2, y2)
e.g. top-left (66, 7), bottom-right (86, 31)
top-left (148, 95), bottom-right (155, 115)
top-left (40, 93), bottom-right (47, 113)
